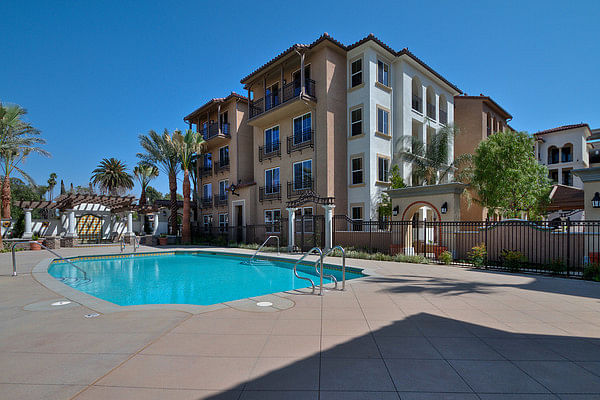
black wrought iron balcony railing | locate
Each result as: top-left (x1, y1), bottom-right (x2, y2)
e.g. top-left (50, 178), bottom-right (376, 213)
top-left (439, 109), bottom-right (448, 125)
top-left (202, 123), bottom-right (230, 141)
top-left (287, 179), bottom-right (313, 198)
top-left (201, 196), bottom-right (213, 208)
top-left (412, 95), bottom-right (422, 112)
top-left (200, 165), bottom-right (213, 177)
top-left (259, 184), bottom-right (282, 202)
top-left (258, 142), bottom-right (281, 162)
top-left (214, 158), bottom-right (230, 174)
top-left (213, 193), bottom-right (228, 207)
top-left (427, 103), bottom-right (436, 120)
top-left (249, 79), bottom-right (317, 119)
top-left (287, 129), bottom-right (314, 154)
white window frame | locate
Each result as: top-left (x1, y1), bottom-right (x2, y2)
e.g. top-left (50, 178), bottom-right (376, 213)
top-left (351, 206), bottom-right (363, 232)
top-left (218, 213), bottom-right (229, 230)
top-left (219, 179), bottom-right (229, 197)
top-left (350, 107), bottom-right (363, 137)
top-left (377, 107), bottom-right (389, 135)
top-left (350, 58), bottom-right (363, 88)
top-left (292, 112), bottom-right (312, 145)
top-left (378, 157), bottom-right (390, 182)
top-left (293, 159), bottom-right (312, 190)
top-left (351, 156), bottom-right (363, 185)
top-left (377, 60), bottom-right (390, 86)
top-left (264, 209), bottom-right (281, 233)
top-left (264, 125), bottom-right (280, 152)
top-left (264, 167), bottom-right (280, 194)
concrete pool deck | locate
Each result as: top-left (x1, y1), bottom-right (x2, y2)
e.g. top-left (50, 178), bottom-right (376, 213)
top-left (1, 245), bottom-right (599, 399)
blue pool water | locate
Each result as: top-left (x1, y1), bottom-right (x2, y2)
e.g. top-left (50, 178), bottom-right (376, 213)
top-left (48, 252), bottom-right (363, 306)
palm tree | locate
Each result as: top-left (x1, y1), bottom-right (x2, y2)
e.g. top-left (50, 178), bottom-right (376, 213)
top-left (47, 172), bottom-right (57, 201)
top-left (170, 129), bottom-right (204, 244)
top-left (90, 158), bottom-right (134, 195)
top-left (396, 123), bottom-right (470, 186)
top-left (0, 103), bottom-right (49, 219)
top-left (137, 129), bottom-right (180, 235)
top-left (133, 164), bottom-right (159, 206)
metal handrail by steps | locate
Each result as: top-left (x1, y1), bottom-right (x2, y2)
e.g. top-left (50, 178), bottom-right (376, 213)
top-left (246, 235), bottom-right (280, 264)
top-left (322, 245), bottom-right (347, 291)
top-left (120, 236), bottom-right (139, 253)
top-left (313, 257), bottom-right (337, 289)
top-left (293, 247), bottom-right (324, 295)
top-left (9, 240), bottom-right (88, 280)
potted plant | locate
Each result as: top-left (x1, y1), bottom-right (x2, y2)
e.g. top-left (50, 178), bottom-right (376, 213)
top-left (29, 234), bottom-right (42, 251)
top-left (159, 234), bottom-right (168, 246)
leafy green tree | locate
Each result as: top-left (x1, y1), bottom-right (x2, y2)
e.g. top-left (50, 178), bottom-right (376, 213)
top-left (171, 129), bottom-right (204, 244)
top-left (137, 129), bottom-right (180, 235)
top-left (145, 186), bottom-right (163, 204)
top-left (46, 172), bottom-right (57, 201)
top-left (378, 165), bottom-right (407, 219)
top-left (90, 158), bottom-right (134, 195)
top-left (471, 130), bottom-right (551, 218)
top-left (133, 164), bottom-right (159, 205)
top-left (9, 178), bottom-right (47, 237)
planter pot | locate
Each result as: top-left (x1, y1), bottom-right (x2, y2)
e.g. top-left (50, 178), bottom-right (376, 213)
top-left (159, 237), bottom-right (168, 246)
top-left (29, 241), bottom-right (42, 251)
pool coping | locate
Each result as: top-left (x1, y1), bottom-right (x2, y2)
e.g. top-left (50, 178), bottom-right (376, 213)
top-left (32, 249), bottom-right (374, 314)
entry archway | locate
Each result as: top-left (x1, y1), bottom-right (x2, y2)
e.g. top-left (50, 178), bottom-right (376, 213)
top-left (286, 190), bottom-right (335, 252)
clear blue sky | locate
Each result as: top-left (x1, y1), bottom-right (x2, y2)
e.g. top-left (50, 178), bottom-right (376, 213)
top-left (2, 0), bottom-right (599, 197)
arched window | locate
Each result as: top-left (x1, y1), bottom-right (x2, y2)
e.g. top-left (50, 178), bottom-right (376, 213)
top-left (411, 77), bottom-right (423, 112)
top-left (439, 94), bottom-right (448, 125)
top-left (561, 143), bottom-right (573, 163)
top-left (426, 86), bottom-right (436, 119)
top-left (548, 146), bottom-right (559, 164)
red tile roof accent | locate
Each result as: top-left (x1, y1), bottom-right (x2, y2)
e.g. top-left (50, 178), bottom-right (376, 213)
top-left (454, 95), bottom-right (512, 119)
top-left (184, 92), bottom-right (248, 122)
top-left (240, 33), bottom-right (462, 94)
top-left (534, 123), bottom-right (590, 136)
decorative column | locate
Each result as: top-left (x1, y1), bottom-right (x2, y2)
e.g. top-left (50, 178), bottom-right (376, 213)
top-left (152, 212), bottom-right (160, 236)
top-left (65, 209), bottom-right (77, 237)
top-left (102, 214), bottom-right (111, 240)
top-left (60, 212), bottom-right (67, 236)
top-left (299, 52), bottom-right (306, 95)
top-left (322, 204), bottom-right (336, 250)
top-left (124, 210), bottom-right (134, 243)
top-left (23, 208), bottom-right (33, 239)
top-left (286, 207), bottom-right (298, 252)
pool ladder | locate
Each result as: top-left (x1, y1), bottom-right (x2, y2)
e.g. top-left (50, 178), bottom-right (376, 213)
top-left (10, 240), bottom-right (88, 280)
top-left (293, 245), bottom-right (347, 295)
top-left (246, 235), bottom-right (280, 264)
top-left (120, 235), bottom-right (139, 253)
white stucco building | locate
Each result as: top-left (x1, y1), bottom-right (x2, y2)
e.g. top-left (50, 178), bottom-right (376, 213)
top-left (345, 36), bottom-right (461, 220)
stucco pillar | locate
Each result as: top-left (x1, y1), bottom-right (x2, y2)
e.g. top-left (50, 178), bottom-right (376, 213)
top-left (152, 212), bottom-right (159, 236)
top-left (60, 212), bottom-right (67, 235)
top-left (23, 208), bottom-right (33, 239)
top-left (321, 204), bottom-right (335, 250)
top-left (102, 214), bottom-right (111, 240)
top-left (286, 207), bottom-right (298, 252)
top-left (126, 211), bottom-right (134, 236)
top-left (65, 209), bottom-right (77, 238)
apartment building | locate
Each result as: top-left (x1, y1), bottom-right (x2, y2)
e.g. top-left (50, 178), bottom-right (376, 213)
top-left (240, 35), bottom-right (348, 231)
top-left (345, 35), bottom-right (461, 220)
top-left (454, 94), bottom-right (513, 220)
top-left (183, 93), bottom-right (254, 231)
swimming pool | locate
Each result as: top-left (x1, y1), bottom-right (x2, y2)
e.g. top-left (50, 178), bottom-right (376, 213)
top-left (48, 252), bottom-right (363, 306)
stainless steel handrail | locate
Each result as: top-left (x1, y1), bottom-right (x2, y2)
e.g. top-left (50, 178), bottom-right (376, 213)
top-left (33, 241), bottom-right (88, 280)
top-left (120, 235), bottom-right (139, 253)
top-left (248, 235), bottom-right (280, 263)
top-left (293, 247), bottom-right (324, 295)
top-left (322, 245), bottom-right (346, 291)
top-left (9, 239), bottom-right (31, 276)
top-left (313, 257), bottom-right (337, 289)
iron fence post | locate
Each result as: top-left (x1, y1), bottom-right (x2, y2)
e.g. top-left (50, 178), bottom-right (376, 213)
top-left (566, 219), bottom-right (571, 277)
top-left (485, 217), bottom-right (489, 266)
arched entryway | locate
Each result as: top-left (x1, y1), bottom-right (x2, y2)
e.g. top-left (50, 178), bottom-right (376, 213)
top-left (402, 201), bottom-right (442, 255)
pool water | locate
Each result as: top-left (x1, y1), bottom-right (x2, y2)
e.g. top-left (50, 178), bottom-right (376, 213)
top-left (48, 252), bottom-right (363, 306)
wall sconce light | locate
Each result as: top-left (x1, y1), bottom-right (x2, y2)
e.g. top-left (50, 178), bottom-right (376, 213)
top-left (593, 192), bottom-right (600, 208)
top-left (441, 202), bottom-right (448, 214)
top-left (392, 206), bottom-right (399, 216)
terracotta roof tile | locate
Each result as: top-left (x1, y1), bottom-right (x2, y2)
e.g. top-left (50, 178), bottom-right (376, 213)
top-left (454, 94), bottom-right (512, 119)
top-left (534, 123), bottom-right (590, 136)
top-left (184, 92), bottom-right (248, 121)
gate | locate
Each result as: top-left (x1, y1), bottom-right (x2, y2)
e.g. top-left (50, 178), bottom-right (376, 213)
top-left (295, 214), bottom-right (325, 252)
top-left (77, 214), bottom-right (103, 243)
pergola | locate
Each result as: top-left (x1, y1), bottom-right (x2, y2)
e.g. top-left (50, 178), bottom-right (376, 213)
top-left (285, 190), bottom-right (336, 251)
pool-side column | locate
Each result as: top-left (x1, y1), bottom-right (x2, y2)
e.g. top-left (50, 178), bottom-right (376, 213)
top-left (63, 209), bottom-right (78, 247)
top-left (22, 208), bottom-right (33, 239)
top-left (152, 212), bottom-right (159, 236)
top-left (124, 211), bottom-right (134, 244)
top-left (322, 204), bottom-right (335, 250)
top-left (286, 207), bottom-right (297, 252)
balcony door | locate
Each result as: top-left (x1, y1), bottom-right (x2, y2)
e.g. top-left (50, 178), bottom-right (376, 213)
top-left (293, 66), bottom-right (311, 96)
top-left (265, 167), bottom-right (280, 194)
top-left (219, 111), bottom-right (228, 134)
top-left (264, 126), bottom-right (280, 153)
top-left (219, 179), bottom-right (229, 197)
top-left (293, 113), bottom-right (311, 144)
top-left (203, 153), bottom-right (212, 169)
top-left (265, 83), bottom-right (279, 110)
top-left (203, 183), bottom-right (212, 199)
top-left (293, 159), bottom-right (312, 190)
top-left (219, 146), bottom-right (229, 166)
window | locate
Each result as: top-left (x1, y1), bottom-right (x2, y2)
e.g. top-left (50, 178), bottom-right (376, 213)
top-left (203, 215), bottom-right (212, 231)
top-left (264, 126), bottom-right (280, 153)
top-left (351, 107), bottom-right (362, 136)
top-left (265, 167), bottom-right (280, 194)
top-left (219, 111), bottom-right (229, 133)
top-left (351, 59), bottom-right (362, 87)
top-left (549, 170), bottom-right (559, 183)
top-left (377, 108), bottom-right (389, 135)
top-left (265, 83), bottom-right (279, 110)
top-left (351, 157), bottom-right (363, 185)
top-left (378, 157), bottom-right (390, 182)
top-left (377, 60), bottom-right (389, 86)
top-left (351, 206), bottom-right (363, 232)
top-left (293, 160), bottom-right (312, 190)
top-left (218, 214), bottom-right (229, 231)
top-left (548, 147), bottom-right (559, 164)
top-left (561, 146), bottom-right (573, 162)
top-left (203, 183), bottom-right (212, 198)
top-left (203, 153), bottom-right (212, 169)
top-left (562, 169), bottom-right (573, 186)
top-left (219, 146), bottom-right (229, 165)
top-left (293, 66), bottom-right (311, 96)
top-left (219, 180), bottom-right (229, 197)
top-left (293, 113), bottom-right (312, 144)
top-left (295, 207), bottom-right (314, 233)
top-left (265, 209), bottom-right (281, 233)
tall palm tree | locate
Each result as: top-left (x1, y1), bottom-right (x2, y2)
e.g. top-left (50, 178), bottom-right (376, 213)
top-left (133, 164), bottom-right (159, 206)
top-left (47, 172), bottom-right (57, 201)
top-left (90, 158), bottom-right (134, 195)
top-left (137, 129), bottom-right (180, 235)
top-left (170, 129), bottom-right (204, 244)
top-left (0, 103), bottom-right (49, 219)
top-left (396, 123), bottom-right (470, 186)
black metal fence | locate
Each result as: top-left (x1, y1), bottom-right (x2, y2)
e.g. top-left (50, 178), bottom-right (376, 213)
top-left (333, 216), bottom-right (600, 277)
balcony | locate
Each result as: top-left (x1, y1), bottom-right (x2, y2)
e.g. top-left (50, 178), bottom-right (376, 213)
top-left (249, 79), bottom-right (316, 122)
top-left (213, 193), bottom-right (228, 207)
top-left (439, 109), bottom-right (447, 125)
top-left (287, 178), bottom-right (313, 198)
top-left (214, 158), bottom-right (230, 174)
top-left (200, 165), bottom-right (213, 178)
top-left (259, 184), bottom-right (281, 202)
top-left (287, 129), bottom-right (314, 154)
top-left (201, 196), bottom-right (213, 209)
top-left (426, 104), bottom-right (436, 120)
top-left (202, 123), bottom-right (230, 147)
top-left (412, 95), bottom-right (422, 113)
top-left (259, 142), bottom-right (281, 162)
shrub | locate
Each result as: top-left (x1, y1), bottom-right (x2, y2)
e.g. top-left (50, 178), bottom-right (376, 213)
top-left (501, 250), bottom-right (526, 272)
top-left (468, 243), bottom-right (487, 267)
top-left (583, 264), bottom-right (600, 282)
top-left (438, 250), bottom-right (452, 265)
top-left (547, 259), bottom-right (567, 275)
